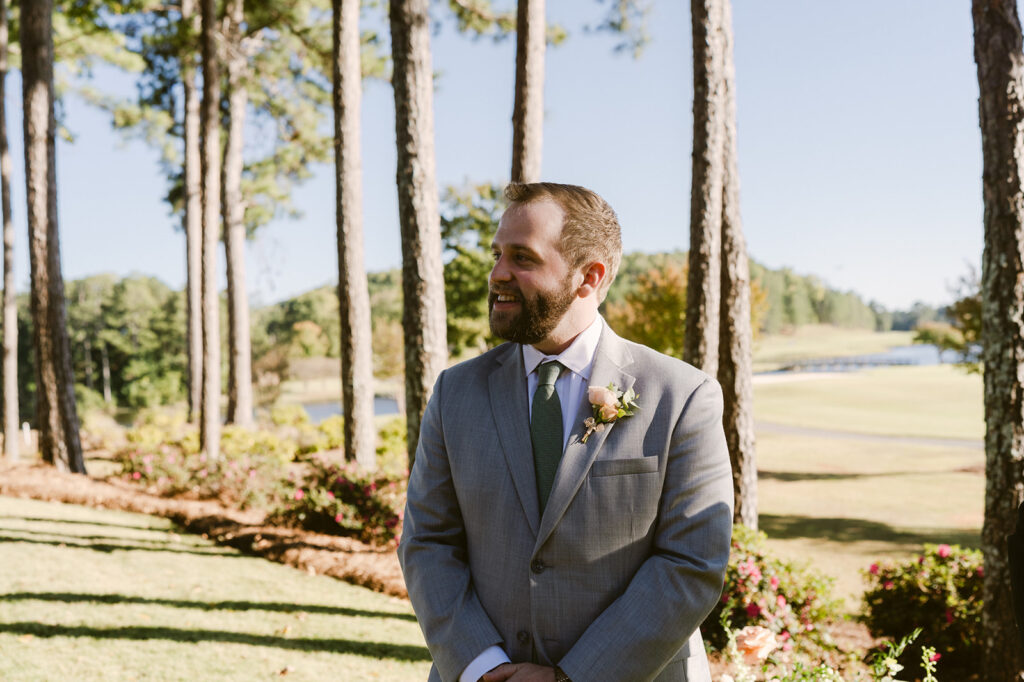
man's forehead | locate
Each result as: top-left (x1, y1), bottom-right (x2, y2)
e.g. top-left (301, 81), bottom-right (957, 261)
top-left (497, 199), bottom-right (565, 238)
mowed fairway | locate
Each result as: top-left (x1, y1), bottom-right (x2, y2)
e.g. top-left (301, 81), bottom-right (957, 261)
top-left (753, 365), bottom-right (984, 608)
top-left (0, 496), bottom-right (431, 681)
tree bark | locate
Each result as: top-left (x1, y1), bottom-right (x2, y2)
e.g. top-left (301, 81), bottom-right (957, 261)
top-left (182, 0), bottom-right (203, 425)
top-left (100, 342), bottom-right (111, 405)
top-left (685, 0), bottom-right (723, 375)
top-left (510, 0), bottom-right (545, 183)
top-left (716, 0), bottom-right (756, 530)
top-left (82, 335), bottom-right (93, 392)
top-left (199, 0), bottom-right (221, 458)
top-left (21, 0), bottom-right (84, 473)
top-left (334, 0), bottom-right (376, 468)
top-left (972, 1), bottom-right (1024, 678)
top-left (0, 0), bottom-right (16, 460)
top-left (222, 0), bottom-right (253, 428)
top-left (389, 0), bottom-right (448, 468)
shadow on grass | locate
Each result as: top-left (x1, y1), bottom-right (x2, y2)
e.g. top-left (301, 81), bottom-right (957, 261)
top-left (0, 525), bottom-right (213, 548)
top-left (0, 514), bottom-right (172, 533)
top-left (0, 592), bottom-right (417, 622)
top-left (759, 514), bottom-right (981, 549)
top-left (0, 622), bottom-right (431, 661)
top-left (760, 469), bottom-right (982, 482)
top-left (0, 533), bottom-right (243, 558)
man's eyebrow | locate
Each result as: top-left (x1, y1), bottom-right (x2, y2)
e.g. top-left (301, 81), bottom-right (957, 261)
top-left (491, 243), bottom-right (541, 258)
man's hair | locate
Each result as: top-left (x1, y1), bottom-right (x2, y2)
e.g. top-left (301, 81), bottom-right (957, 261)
top-left (503, 182), bottom-right (623, 301)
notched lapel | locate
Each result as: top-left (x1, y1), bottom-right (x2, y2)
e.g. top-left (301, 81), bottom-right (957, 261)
top-left (535, 327), bottom-right (636, 550)
top-left (489, 344), bottom-right (541, 536)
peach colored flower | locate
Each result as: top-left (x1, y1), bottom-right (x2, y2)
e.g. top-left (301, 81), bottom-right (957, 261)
top-left (734, 625), bottom-right (778, 665)
top-left (599, 404), bottom-right (619, 421)
top-left (588, 385), bottom-right (617, 410)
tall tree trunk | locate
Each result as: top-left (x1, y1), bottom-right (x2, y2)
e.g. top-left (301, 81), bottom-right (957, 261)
top-left (334, 0), bottom-right (376, 468)
top-left (199, 0), bottom-right (221, 458)
top-left (0, 0), bottom-right (16, 460)
top-left (182, 0), bottom-right (203, 424)
top-left (389, 0), bottom-right (448, 468)
top-left (100, 342), bottom-right (111, 405)
top-left (21, 0), bottom-right (84, 473)
top-left (972, 1), bottom-right (1024, 678)
top-left (510, 0), bottom-right (545, 183)
top-left (222, 0), bottom-right (252, 428)
top-left (82, 335), bottom-right (93, 392)
top-left (716, 0), bottom-right (755, 530)
top-left (685, 0), bottom-right (723, 375)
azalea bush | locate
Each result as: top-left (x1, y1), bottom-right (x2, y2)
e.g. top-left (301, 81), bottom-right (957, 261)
top-left (268, 455), bottom-right (406, 546)
top-left (704, 525), bottom-right (841, 656)
top-left (117, 444), bottom-right (290, 509)
top-left (861, 543), bottom-right (983, 673)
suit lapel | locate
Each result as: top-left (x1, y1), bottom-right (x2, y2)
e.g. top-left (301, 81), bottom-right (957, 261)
top-left (534, 326), bottom-right (636, 550)
top-left (489, 343), bottom-right (541, 536)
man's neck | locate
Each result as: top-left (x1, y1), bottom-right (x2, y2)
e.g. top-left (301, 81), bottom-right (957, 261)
top-left (530, 308), bottom-right (598, 355)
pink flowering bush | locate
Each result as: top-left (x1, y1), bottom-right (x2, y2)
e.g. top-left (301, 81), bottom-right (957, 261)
top-left (862, 543), bottom-right (982, 673)
top-left (116, 443), bottom-right (289, 509)
top-left (704, 525), bottom-right (840, 656)
top-left (268, 455), bottom-right (406, 546)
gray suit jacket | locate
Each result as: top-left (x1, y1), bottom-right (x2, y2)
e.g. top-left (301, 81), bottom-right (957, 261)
top-left (398, 325), bottom-right (734, 682)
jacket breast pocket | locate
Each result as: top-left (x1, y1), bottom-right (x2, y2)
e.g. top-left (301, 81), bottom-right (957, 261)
top-left (590, 456), bottom-right (659, 477)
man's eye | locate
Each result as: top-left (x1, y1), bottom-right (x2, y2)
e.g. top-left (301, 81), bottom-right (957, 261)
top-left (491, 252), bottom-right (500, 261)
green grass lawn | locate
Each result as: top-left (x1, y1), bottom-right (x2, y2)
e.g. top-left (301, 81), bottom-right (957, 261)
top-left (0, 496), bottom-right (431, 681)
top-left (754, 365), bottom-right (984, 440)
top-left (753, 366), bottom-right (985, 611)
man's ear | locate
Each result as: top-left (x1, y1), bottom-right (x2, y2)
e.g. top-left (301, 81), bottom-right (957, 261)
top-left (578, 262), bottom-right (607, 299)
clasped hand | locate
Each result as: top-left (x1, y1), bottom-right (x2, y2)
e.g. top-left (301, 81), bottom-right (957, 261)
top-left (480, 662), bottom-right (555, 682)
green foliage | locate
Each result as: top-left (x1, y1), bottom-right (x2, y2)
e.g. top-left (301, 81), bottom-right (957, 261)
top-left (440, 183), bottom-right (505, 356)
top-left (703, 525), bottom-right (841, 656)
top-left (605, 262), bottom-right (687, 358)
top-left (912, 267), bottom-right (980, 373)
top-left (117, 441), bottom-right (290, 510)
top-left (862, 543), bottom-right (982, 674)
top-left (269, 456), bottom-right (406, 545)
top-left (375, 416), bottom-right (408, 475)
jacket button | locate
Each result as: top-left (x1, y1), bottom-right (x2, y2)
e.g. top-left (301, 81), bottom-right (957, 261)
top-left (517, 630), bottom-right (530, 644)
top-left (530, 559), bottom-right (545, 574)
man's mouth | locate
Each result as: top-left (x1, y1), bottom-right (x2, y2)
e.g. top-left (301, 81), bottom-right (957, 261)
top-left (490, 291), bottom-right (521, 308)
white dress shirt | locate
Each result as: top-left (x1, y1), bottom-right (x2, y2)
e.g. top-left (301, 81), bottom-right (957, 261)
top-left (459, 315), bottom-right (604, 682)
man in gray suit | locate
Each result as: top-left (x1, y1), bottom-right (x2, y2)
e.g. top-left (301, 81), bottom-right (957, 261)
top-left (398, 182), bottom-right (733, 682)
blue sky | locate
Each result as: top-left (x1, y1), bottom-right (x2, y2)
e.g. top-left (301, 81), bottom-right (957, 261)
top-left (9, 1), bottom-right (985, 310)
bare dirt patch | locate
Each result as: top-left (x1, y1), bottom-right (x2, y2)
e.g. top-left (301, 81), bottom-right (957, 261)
top-left (0, 460), bottom-right (406, 599)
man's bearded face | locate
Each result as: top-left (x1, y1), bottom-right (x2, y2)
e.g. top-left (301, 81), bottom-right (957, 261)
top-left (488, 271), bottom-right (577, 345)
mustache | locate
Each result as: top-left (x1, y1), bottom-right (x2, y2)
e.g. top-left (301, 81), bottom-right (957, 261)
top-left (488, 287), bottom-right (522, 301)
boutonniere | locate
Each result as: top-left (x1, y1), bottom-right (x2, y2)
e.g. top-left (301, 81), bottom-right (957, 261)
top-left (581, 383), bottom-right (639, 443)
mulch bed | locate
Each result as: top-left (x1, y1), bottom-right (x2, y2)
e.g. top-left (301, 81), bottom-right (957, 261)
top-left (0, 460), bottom-right (408, 599)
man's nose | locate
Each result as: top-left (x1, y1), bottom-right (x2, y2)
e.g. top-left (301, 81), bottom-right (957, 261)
top-left (490, 255), bottom-right (511, 284)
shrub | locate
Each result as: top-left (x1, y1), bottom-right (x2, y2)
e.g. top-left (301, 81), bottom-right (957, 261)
top-left (704, 525), bottom-right (841, 656)
top-left (270, 403), bottom-right (311, 428)
top-left (862, 543), bottom-right (982, 672)
top-left (375, 416), bottom-right (408, 475)
top-left (117, 444), bottom-right (290, 510)
top-left (268, 455), bottom-right (406, 546)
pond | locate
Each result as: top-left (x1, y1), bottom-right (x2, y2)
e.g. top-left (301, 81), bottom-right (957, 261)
top-left (302, 396), bottom-right (400, 424)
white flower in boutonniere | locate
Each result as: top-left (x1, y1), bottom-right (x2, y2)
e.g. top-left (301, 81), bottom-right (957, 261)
top-left (581, 383), bottom-right (639, 443)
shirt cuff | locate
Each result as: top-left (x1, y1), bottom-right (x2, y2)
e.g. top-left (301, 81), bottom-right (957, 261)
top-left (459, 646), bottom-right (511, 682)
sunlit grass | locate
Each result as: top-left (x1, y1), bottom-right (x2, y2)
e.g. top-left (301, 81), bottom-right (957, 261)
top-left (753, 365), bottom-right (983, 440)
top-left (0, 496), bottom-right (430, 681)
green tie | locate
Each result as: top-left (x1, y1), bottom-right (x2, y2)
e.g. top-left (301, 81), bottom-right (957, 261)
top-left (532, 360), bottom-right (564, 514)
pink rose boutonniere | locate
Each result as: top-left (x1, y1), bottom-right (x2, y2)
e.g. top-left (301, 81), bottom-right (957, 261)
top-left (581, 383), bottom-right (639, 443)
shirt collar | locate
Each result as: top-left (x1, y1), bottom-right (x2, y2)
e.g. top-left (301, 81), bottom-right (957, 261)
top-left (522, 315), bottom-right (604, 381)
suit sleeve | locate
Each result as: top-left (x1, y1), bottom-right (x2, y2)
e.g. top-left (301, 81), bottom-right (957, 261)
top-left (557, 377), bottom-right (734, 681)
top-left (397, 370), bottom-right (506, 681)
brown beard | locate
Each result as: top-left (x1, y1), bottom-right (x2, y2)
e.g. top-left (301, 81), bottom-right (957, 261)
top-left (488, 275), bottom-right (576, 346)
